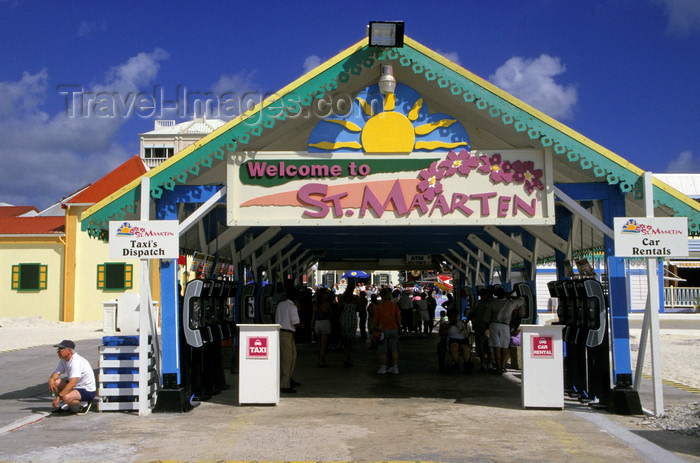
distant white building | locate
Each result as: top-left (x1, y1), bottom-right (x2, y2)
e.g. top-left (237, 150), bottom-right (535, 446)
top-left (139, 116), bottom-right (226, 168)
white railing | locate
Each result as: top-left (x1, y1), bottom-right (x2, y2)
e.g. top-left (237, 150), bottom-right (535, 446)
top-left (141, 157), bottom-right (169, 168)
top-left (664, 287), bottom-right (700, 308)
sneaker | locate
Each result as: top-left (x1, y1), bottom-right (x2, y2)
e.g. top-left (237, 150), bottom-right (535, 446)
top-left (76, 401), bottom-right (92, 415)
top-left (51, 404), bottom-right (69, 414)
top-left (377, 366), bottom-right (387, 374)
top-left (390, 365), bottom-right (399, 375)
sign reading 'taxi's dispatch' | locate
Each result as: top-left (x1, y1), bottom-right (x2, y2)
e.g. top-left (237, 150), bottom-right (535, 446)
top-left (109, 220), bottom-right (179, 259)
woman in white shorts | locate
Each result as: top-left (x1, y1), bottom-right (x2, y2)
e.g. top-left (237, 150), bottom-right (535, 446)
top-left (312, 288), bottom-right (334, 367)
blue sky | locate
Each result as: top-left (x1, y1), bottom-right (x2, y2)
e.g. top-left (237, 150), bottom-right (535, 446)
top-left (0, 0), bottom-right (698, 210)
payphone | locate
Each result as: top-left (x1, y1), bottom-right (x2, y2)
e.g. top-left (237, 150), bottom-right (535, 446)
top-left (549, 278), bottom-right (611, 406)
top-left (209, 279), bottom-right (226, 341)
top-left (560, 280), bottom-right (582, 396)
top-left (223, 281), bottom-right (239, 333)
top-left (239, 283), bottom-right (258, 324)
top-left (181, 279), bottom-right (212, 401)
top-left (206, 279), bottom-right (229, 393)
top-left (514, 283), bottom-right (536, 325)
top-left (259, 284), bottom-right (276, 324)
top-left (581, 279), bottom-right (610, 405)
top-left (547, 280), bottom-right (568, 326)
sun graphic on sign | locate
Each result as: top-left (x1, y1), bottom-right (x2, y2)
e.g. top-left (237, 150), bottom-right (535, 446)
top-left (308, 83), bottom-right (470, 154)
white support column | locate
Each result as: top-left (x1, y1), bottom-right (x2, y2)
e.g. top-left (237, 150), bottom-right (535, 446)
top-left (271, 243), bottom-right (302, 273)
top-left (197, 220), bottom-right (207, 254)
top-left (440, 254), bottom-right (462, 274)
top-left (138, 177), bottom-right (152, 416)
top-left (448, 248), bottom-right (476, 272)
top-left (256, 235), bottom-right (295, 266)
top-left (483, 226), bottom-right (534, 262)
top-left (457, 242), bottom-right (490, 268)
top-left (634, 172), bottom-right (664, 416)
top-left (235, 227), bottom-right (282, 263)
top-left (467, 234), bottom-right (508, 267)
top-left (283, 250), bottom-right (310, 275)
top-left (522, 226), bottom-right (569, 255)
top-left (208, 226), bottom-right (248, 255)
top-left (530, 237), bottom-right (541, 282)
top-left (506, 246), bottom-right (513, 285)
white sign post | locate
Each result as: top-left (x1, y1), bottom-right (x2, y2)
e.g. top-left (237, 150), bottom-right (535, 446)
top-left (614, 193), bottom-right (689, 417)
top-left (108, 184), bottom-right (178, 416)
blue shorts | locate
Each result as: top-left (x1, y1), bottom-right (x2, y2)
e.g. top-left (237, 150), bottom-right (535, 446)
top-left (76, 388), bottom-right (96, 402)
top-left (378, 329), bottom-right (399, 354)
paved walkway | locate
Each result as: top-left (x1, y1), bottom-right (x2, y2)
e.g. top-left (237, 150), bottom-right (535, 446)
top-left (0, 334), bottom-right (698, 462)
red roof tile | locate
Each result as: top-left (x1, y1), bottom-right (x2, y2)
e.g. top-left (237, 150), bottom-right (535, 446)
top-left (0, 206), bottom-right (38, 217)
top-left (66, 155), bottom-right (147, 205)
top-left (0, 216), bottom-right (65, 235)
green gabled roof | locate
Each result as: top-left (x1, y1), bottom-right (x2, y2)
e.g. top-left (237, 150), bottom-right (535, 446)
top-left (81, 36), bottom-right (700, 236)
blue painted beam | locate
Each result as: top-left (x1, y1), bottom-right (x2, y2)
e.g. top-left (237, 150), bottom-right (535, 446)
top-left (156, 184), bottom-right (226, 384)
top-left (553, 206), bottom-right (572, 281)
top-left (601, 187), bottom-right (633, 384)
top-left (156, 199), bottom-right (180, 383)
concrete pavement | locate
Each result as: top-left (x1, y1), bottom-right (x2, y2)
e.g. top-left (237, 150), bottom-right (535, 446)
top-left (0, 333), bottom-right (698, 462)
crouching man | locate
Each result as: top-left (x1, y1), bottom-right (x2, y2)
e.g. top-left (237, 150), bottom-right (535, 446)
top-left (48, 340), bottom-right (96, 414)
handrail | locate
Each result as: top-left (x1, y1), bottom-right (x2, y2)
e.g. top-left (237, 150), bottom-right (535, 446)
top-left (147, 293), bottom-right (162, 386)
top-left (664, 286), bottom-right (700, 307)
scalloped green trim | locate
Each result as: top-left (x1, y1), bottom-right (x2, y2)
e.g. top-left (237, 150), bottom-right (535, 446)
top-left (82, 42), bottom-right (700, 233)
top-left (385, 45), bottom-right (700, 232)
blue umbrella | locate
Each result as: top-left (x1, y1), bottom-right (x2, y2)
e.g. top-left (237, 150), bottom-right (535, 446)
top-left (341, 270), bottom-right (369, 279)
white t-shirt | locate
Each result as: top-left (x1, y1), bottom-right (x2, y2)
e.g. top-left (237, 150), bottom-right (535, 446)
top-left (54, 352), bottom-right (96, 392)
top-left (275, 299), bottom-right (300, 331)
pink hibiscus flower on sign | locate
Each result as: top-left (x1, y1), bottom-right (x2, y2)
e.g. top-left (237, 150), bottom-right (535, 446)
top-left (438, 149), bottom-right (480, 177)
top-left (511, 160), bottom-right (544, 193)
top-left (477, 153), bottom-right (513, 184)
top-left (417, 161), bottom-right (445, 201)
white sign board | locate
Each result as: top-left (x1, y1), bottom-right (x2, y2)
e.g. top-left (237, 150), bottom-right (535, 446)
top-left (109, 220), bottom-right (179, 259)
top-left (613, 217), bottom-right (688, 257)
top-left (227, 150), bottom-right (555, 227)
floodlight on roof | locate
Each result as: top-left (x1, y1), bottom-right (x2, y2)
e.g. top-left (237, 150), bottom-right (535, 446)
top-left (368, 21), bottom-right (404, 47)
top-left (378, 65), bottom-right (396, 95)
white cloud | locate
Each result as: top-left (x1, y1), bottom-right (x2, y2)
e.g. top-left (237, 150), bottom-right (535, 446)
top-left (0, 49), bottom-right (169, 209)
top-left (303, 55), bottom-right (322, 74)
top-left (77, 21), bottom-right (107, 37)
top-left (208, 71), bottom-right (261, 119)
top-left (95, 48), bottom-right (169, 95)
top-left (489, 54), bottom-right (578, 120)
top-left (434, 49), bottom-right (461, 65)
top-left (0, 68), bottom-right (48, 117)
top-left (211, 71), bottom-right (259, 96)
top-left (665, 150), bottom-right (700, 173)
top-left (656, 0), bottom-right (700, 36)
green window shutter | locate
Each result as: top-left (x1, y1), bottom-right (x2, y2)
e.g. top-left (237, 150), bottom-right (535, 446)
top-left (97, 264), bottom-right (105, 289)
top-left (125, 264), bottom-right (133, 289)
top-left (39, 265), bottom-right (48, 290)
top-left (11, 265), bottom-right (19, 290)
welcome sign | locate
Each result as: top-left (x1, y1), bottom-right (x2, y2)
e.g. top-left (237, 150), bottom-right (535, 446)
top-left (227, 149), bottom-right (554, 226)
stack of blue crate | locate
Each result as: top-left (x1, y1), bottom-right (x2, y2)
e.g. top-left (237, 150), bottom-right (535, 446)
top-left (98, 335), bottom-right (155, 411)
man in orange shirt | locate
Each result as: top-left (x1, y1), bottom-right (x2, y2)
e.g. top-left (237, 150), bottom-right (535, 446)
top-left (373, 287), bottom-right (402, 374)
